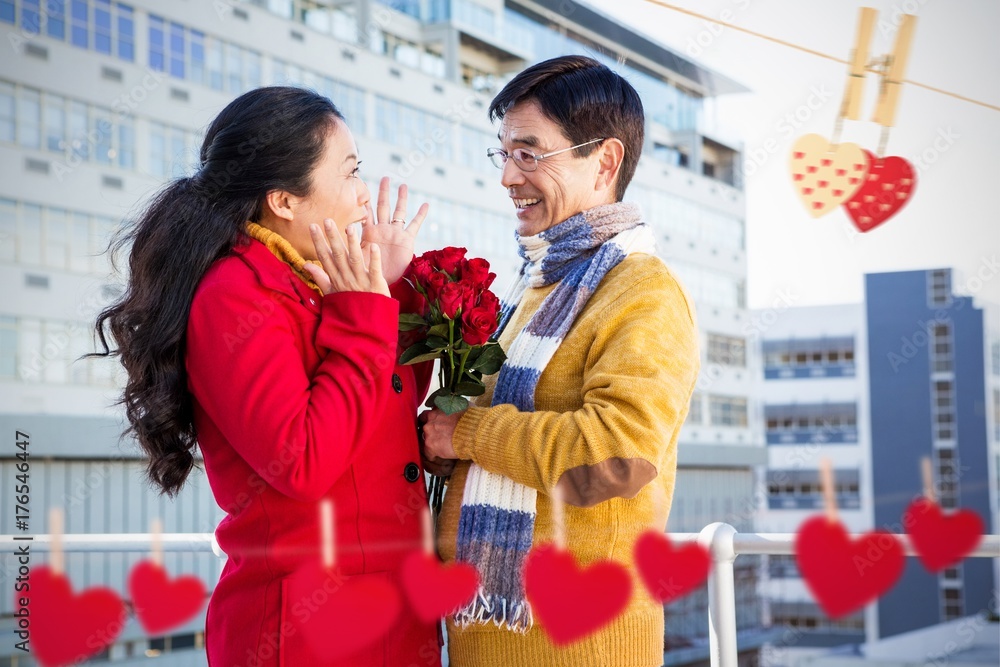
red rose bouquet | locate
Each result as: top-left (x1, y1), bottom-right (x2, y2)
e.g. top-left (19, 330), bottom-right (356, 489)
top-left (399, 247), bottom-right (506, 414)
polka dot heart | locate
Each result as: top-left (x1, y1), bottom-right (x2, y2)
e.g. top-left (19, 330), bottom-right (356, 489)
top-left (842, 150), bottom-right (916, 232)
top-left (789, 134), bottom-right (870, 217)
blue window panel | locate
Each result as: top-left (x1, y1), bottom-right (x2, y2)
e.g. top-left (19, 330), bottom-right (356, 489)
top-left (169, 22), bottom-right (185, 78)
top-left (47, 0), bottom-right (66, 39)
top-left (71, 0), bottom-right (88, 47)
top-left (148, 14), bottom-right (165, 71)
top-left (189, 30), bottom-right (204, 84)
top-left (116, 3), bottom-right (133, 61)
top-left (94, 0), bottom-right (111, 53)
top-left (21, 0), bottom-right (40, 33)
top-left (0, 1), bottom-right (14, 24)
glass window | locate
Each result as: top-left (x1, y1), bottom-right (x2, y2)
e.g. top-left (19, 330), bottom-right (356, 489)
top-left (48, 0), bottom-right (67, 39)
top-left (44, 94), bottom-right (66, 153)
top-left (246, 50), bottom-right (262, 89)
top-left (68, 101), bottom-right (88, 160)
top-left (94, 0), bottom-right (112, 53)
top-left (0, 197), bottom-right (15, 262)
top-left (0, 1), bottom-right (13, 24)
top-left (45, 208), bottom-right (69, 268)
top-left (69, 212), bottom-right (90, 272)
top-left (189, 30), bottom-right (205, 85)
top-left (21, 203), bottom-right (42, 264)
top-left (207, 39), bottom-right (224, 90)
top-left (0, 81), bottom-right (14, 142)
top-left (21, 0), bottom-right (40, 32)
top-left (71, 0), bottom-right (88, 47)
top-left (117, 116), bottom-right (134, 169)
top-left (17, 88), bottom-right (41, 149)
top-left (116, 3), bottom-right (134, 61)
top-left (0, 316), bottom-right (16, 378)
top-left (92, 108), bottom-right (112, 164)
top-left (169, 22), bottom-right (186, 78)
top-left (148, 15), bottom-right (165, 71)
top-left (149, 121), bottom-right (166, 178)
top-left (226, 43), bottom-right (243, 93)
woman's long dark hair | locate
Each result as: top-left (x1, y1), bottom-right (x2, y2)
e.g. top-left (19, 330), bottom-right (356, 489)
top-left (94, 86), bottom-right (344, 496)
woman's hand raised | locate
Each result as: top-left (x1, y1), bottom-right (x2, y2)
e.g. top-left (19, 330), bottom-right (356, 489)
top-left (303, 218), bottom-right (389, 297)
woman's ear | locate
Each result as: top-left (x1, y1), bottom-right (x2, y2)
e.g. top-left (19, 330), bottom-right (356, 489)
top-left (264, 189), bottom-right (296, 222)
top-left (595, 138), bottom-right (625, 195)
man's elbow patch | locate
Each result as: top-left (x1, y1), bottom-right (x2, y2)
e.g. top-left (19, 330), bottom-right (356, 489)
top-left (557, 458), bottom-right (657, 508)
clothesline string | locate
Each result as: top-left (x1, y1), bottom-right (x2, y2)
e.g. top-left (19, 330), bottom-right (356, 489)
top-left (640, 0), bottom-right (1000, 113)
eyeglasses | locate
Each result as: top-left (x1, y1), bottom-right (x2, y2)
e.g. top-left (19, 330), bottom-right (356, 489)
top-left (486, 138), bottom-right (606, 171)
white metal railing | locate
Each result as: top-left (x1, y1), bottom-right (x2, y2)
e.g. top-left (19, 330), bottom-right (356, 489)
top-left (3, 524), bottom-right (998, 667)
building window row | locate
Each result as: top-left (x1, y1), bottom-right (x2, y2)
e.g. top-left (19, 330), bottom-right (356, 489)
top-left (770, 602), bottom-right (864, 632)
top-left (271, 60), bottom-right (367, 137)
top-left (932, 378), bottom-right (956, 442)
top-left (375, 95), bottom-right (454, 162)
top-left (765, 403), bottom-right (858, 444)
top-left (0, 314), bottom-right (119, 386)
top-left (929, 321), bottom-right (953, 374)
top-left (0, 80), bottom-right (135, 170)
top-left (629, 184), bottom-right (744, 251)
top-left (0, 197), bottom-right (118, 272)
top-left (927, 268), bottom-right (952, 308)
top-left (763, 337), bottom-right (855, 379)
top-left (148, 15), bottom-right (263, 94)
top-left (766, 469), bottom-right (861, 510)
top-left (3, 0), bottom-right (134, 61)
top-left (707, 332), bottom-right (746, 367)
top-left (933, 446), bottom-right (960, 510)
top-left (708, 394), bottom-right (748, 427)
top-left (686, 391), bottom-right (703, 425)
top-left (667, 260), bottom-right (745, 310)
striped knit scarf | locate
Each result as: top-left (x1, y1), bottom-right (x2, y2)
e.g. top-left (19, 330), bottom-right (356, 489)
top-left (453, 201), bottom-right (656, 632)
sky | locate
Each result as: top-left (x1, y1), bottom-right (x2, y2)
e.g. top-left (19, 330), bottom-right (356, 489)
top-left (597, 0), bottom-right (1000, 310)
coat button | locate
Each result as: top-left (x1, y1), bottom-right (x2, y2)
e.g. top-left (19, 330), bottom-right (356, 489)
top-left (404, 462), bottom-right (420, 483)
top-left (392, 373), bottom-right (403, 393)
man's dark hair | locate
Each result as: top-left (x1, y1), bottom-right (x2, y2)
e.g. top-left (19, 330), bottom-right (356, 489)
top-left (489, 55), bottom-right (645, 202)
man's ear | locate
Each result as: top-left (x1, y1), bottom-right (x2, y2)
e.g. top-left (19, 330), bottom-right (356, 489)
top-left (595, 138), bottom-right (625, 195)
top-left (264, 189), bottom-right (297, 222)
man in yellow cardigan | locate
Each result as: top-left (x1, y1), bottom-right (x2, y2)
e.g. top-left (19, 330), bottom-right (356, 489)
top-left (419, 55), bottom-right (700, 667)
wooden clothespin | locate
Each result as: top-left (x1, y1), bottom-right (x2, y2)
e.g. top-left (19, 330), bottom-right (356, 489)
top-left (872, 13), bottom-right (917, 129)
top-left (320, 499), bottom-right (335, 569)
top-left (921, 457), bottom-right (936, 504)
top-left (819, 458), bottom-right (839, 524)
top-left (550, 484), bottom-right (566, 550)
top-left (840, 7), bottom-right (878, 122)
top-left (150, 518), bottom-right (164, 567)
top-left (49, 507), bottom-right (64, 574)
top-left (421, 507), bottom-right (435, 556)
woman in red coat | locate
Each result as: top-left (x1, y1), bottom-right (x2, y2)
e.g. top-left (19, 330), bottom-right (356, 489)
top-left (94, 87), bottom-right (440, 666)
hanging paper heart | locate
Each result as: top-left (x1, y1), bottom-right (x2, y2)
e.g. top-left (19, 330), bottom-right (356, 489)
top-left (284, 565), bottom-right (401, 661)
top-left (790, 134), bottom-right (869, 217)
top-left (796, 516), bottom-right (904, 618)
top-left (128, 560), bottom-right (207, 635)
top-left (22, 566), bottom-right (127, 667)
top-left (523, 544), bottom-right (632, 645)
top-left (904, 498), bottom-right (984, 572)
top-left (842, 150), bottom-right (916, 232)
top-left (399, 551), bottom-right (479, 622)
top-left (633, 530), bottom-right (711, 604)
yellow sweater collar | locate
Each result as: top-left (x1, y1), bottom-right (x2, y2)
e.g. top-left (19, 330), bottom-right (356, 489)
top-left (245, 222), bottom-right (323, 295)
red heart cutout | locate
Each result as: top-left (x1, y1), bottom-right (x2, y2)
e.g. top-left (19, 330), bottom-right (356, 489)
top-left (905, 498), bottom-right (984, 572)
top-left (633, 531), bottom-right (710, 604)
top-left (128, 560), bottom-right (206, 635)
top-left (21, 566), bottom-right (126, 667)
top-left (285, 565), bottom-right (401, 661)
top-left (842, 150), bottom-right (916, 232)
top-left (523, 544), bottom-right (632, 645)
top-left (796, 516), bottom-right (904, 618)
top-left (399, 551), bottom-right (479, 622)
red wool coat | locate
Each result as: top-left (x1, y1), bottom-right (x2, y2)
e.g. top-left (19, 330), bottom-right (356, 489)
top-left (185, 237), bottom-right (440, 667)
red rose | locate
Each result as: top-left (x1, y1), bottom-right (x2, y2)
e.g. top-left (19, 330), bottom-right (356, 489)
top-left (478, 290), bottom-right (501, 316)
top-left (405, 256), bottom-right (435, 289)
top-left (438, 282), bottom-right (464, 319)
top-left (461, 258), bottom-right (496, 291)
top-left (462, 305), bottom-right (499, 346)
top-left (436, 247), bottom-right (467, 276)
top-left (424, 270), bottom-right (449, 302)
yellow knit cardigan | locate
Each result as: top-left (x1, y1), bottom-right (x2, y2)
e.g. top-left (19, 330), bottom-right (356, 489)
top-left (436, 253), bottom-right (701, 667)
